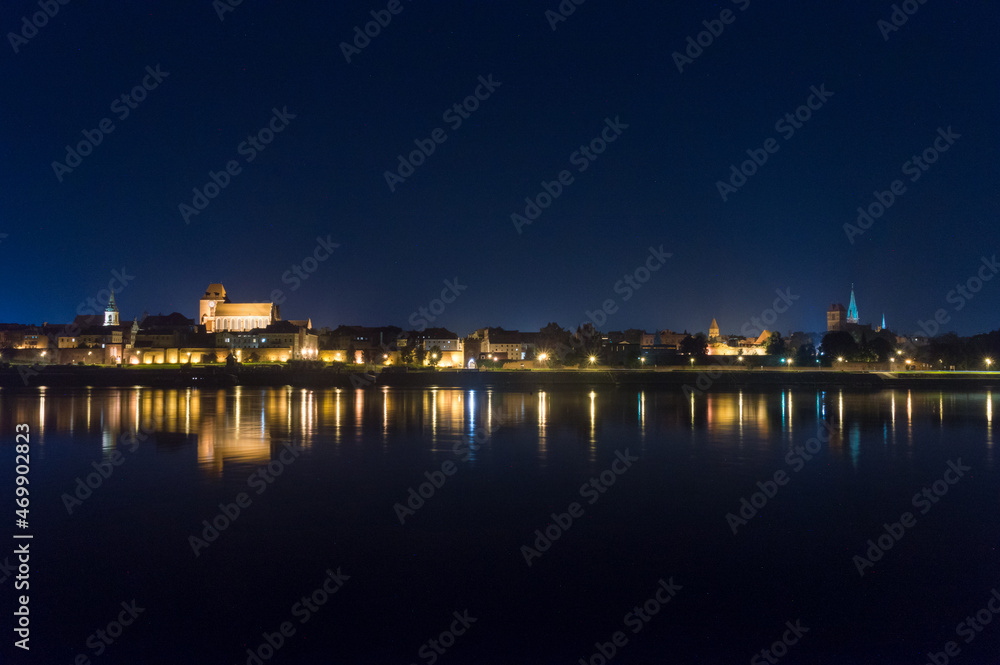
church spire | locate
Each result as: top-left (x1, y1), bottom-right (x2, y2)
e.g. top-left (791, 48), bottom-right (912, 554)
top-left (104, 292), bottom-right (120, 327)
top-left (847, 284), bottom-right (859, 324)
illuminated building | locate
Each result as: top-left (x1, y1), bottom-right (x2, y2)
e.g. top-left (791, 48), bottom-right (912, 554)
top-left (199, 283), bottom-right (278, 333)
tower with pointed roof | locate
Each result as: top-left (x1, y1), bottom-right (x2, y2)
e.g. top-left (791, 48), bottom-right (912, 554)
top-left (847, 284), bottom-right (859, 324)
top-left (104, 292), bottom-right (120, 327)
top-left (709, 318), bottom-right (720, 340)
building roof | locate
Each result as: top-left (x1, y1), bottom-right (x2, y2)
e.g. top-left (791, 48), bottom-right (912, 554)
top-left (140, 312), bottom-right (195, 328)
top-left (412, 327), bottom-right (459, 340)
top-left (488, 330), bottom-right (539, 344)
top-left (71, 314), bottom-right (104, 330)
top-left (263, 320), bottom-right (308, 333)
top-left (214, 302), bottom-right (273, 316)
top-left (202, 284), bottom-right (229, 301)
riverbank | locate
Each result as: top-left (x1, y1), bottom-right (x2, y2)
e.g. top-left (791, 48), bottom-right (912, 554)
top-left (3, 365), bottom-right (1000, 390)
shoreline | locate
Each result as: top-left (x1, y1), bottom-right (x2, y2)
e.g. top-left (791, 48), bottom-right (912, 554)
top-left (3, 366), bottom-right (1000, 390)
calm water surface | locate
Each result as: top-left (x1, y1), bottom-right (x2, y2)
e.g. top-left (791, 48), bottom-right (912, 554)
top-left (1, 386), bottom-right (998, 664)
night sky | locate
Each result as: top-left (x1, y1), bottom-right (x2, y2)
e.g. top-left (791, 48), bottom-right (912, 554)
top-left (2, 1), bottom-right (997, 336)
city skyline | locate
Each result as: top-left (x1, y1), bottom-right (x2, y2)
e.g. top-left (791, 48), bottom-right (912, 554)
top-left (0, 270), bottom-right (976, 348)
top-left (1, 277), bottom-right (987, 340)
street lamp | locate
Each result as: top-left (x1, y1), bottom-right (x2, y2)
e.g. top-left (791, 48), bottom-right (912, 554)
top-left (588, 356), bottom-right (596, 365)
top-left (689, 358), bottom-right (695, 366)
top-left (837, 357), bottom-right (844, 363)
top-left (987, 358), bottom-right (993, 368)
top-left (538, 353), bottom-right (547, 361)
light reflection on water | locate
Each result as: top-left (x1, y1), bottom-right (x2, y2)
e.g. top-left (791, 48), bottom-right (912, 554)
top-left (0, 386), bottom-right (995, 473)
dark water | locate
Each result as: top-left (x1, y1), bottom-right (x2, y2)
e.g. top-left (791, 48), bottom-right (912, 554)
top-left (1, 386), bottom-right (998, 664)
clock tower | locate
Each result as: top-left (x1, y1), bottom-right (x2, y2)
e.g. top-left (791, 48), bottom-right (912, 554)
top-left (104, 292), bottom-right (120, 327)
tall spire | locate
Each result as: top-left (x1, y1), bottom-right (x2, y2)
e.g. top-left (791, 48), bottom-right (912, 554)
top-left (847, 284), bottom-right (859, 323)
top-left (104, 292), bottom-right (120, 327)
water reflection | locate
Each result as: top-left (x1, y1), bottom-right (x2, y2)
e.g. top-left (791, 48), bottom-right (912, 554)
top-left (538, 391), bottom-right (547, 461)
top-left (1, 386), bottom-right (997, 475)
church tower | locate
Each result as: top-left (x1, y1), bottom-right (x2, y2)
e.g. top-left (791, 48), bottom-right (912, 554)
top-left (847, 284), bottom-right (859, 324)
top-left (104, 292), bottom-right (120, 327)
top-left (709, 318), bottom-right (720, 340)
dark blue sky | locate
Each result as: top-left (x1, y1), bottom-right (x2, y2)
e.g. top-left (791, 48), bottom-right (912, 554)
top-left (2, 0), bottom-right (997, 336)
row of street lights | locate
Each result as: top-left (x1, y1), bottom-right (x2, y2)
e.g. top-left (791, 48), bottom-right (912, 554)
top-left (531, 351), bottom-right (997, 370)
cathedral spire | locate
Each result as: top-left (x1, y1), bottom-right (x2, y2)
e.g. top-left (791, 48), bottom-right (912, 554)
top-left (847, 284), bottom-right (859, 324)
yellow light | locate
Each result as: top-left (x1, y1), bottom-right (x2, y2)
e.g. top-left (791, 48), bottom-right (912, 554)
top-left (538, 353), bottom-right (547, 361)
top-left (589, 356), bottom-right (596, 363)
top-left (837, 357), bottom-right (844, 362)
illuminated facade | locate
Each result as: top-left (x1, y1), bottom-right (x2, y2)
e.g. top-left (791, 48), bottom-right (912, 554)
top-left (215, 321), bottom-right (319, 361)
top-left (199, 283), bottom-right (279, 333)
top-left (827, 303), bottom-right (847, 332)
top-left (707, 330), bottom-right (769, 356)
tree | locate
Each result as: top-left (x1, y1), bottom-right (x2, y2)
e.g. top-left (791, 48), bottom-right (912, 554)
top-left (427, 345), bottom-right (441, 367)
top-left (794, 343), bottom-right (816, 365)
top-left (765, 332), bottom-right (786, 356)
top-left (867, 337), bottom-right (893, 362)
top-left (680, 334), bottom-right (707, 356)
top-left (478, 356), bottom-right (501, 369)
top-left (247, 351), bottom-right (260, 363)
top-left (820, 331), bottom-right (858, 365)
top-left (538, 322), bottom-right (572, 364)
top-left (398, 346), bottom-right (415, 365)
